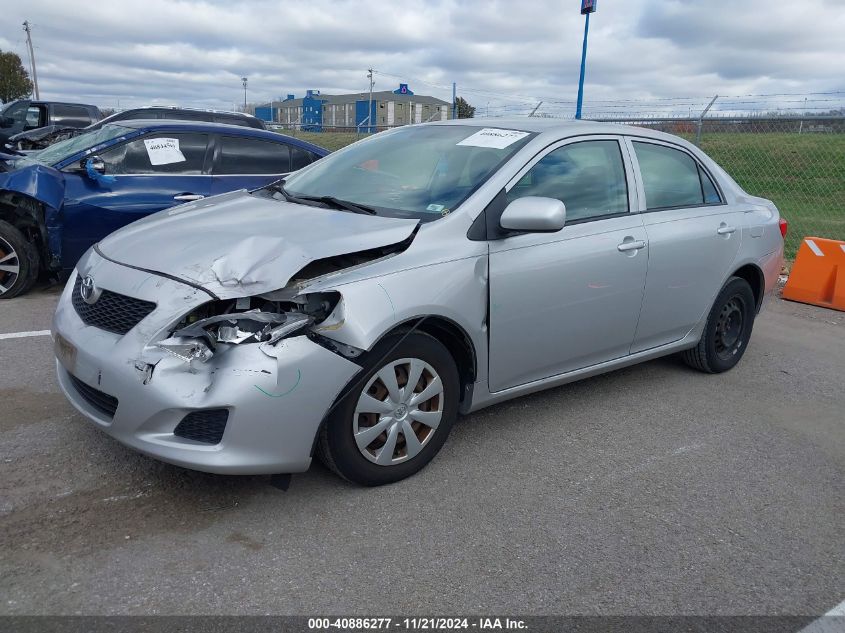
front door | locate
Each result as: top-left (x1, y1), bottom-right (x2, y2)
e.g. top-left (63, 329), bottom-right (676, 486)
top-left (488, 137), bottom-right (648, 392)
top-left (60, 132), bottom-right (211, 267)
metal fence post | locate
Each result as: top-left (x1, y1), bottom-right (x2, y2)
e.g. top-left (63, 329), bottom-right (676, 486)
top-left (695, 95), bottom-right (719, 147)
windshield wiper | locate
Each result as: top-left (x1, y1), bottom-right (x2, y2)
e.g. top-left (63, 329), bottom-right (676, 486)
top-left (269, 182), bottom-right (377, 215)
top-left (296, 195), bottom-right (378, 215)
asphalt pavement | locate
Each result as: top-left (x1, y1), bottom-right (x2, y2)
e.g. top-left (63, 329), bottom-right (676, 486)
top-left (1, 282), bottom-right (842, 616)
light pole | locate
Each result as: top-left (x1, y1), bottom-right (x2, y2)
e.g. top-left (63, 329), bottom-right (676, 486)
top-left (575, 0), bottom-right (597, 120)
top-left (242, 77), bottom-right (248, 112)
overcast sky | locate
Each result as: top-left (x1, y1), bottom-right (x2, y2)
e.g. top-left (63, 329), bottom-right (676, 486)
top-left (3, 0), bottom-right (844, 116)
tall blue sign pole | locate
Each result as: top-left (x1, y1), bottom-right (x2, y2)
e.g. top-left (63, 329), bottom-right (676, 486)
top-left (575, 0), bottom-right (597, 120)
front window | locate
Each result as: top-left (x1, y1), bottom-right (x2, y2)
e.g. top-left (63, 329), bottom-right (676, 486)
top-left (98, 133), bottom-right (209, 174)
top-left (281, 125), bottom-right (535, 219)
top-left (34, 123), bottom-right (134, 167)
top-left (1, 101), bottom-right (29, 126)
top-left (507, 139), bottom-right (629, 222)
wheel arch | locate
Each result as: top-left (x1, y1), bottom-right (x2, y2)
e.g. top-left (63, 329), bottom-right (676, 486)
top-left (730, 262), bottom-right (765, 312)
top-left (377, 315), bottom-right (478, 407)
top-left (0, 191), bottom-right (49, 264)
top-left (309, 314), bottom-right (478, 459)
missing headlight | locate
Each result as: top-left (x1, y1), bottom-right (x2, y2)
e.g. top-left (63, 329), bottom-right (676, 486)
top-left (164, 292), bottom-right (340, 353)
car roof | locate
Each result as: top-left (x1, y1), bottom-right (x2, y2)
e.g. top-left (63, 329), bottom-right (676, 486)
top-left (119, 106), bottom-right (258, 119)
top-left (430, 117), bottom-right (691, 145)
top-left (110, 119), bottom-right (328, 153)
top-left (32, 101), bottom-right (98, 108)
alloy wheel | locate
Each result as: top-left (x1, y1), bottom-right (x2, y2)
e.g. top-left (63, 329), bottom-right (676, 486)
top-left (0, 236), bottom-right (21, 296)
top-left (353, 357), bottom-right (444, 466)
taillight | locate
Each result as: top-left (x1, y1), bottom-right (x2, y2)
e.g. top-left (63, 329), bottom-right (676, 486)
top-left (779, 218), bottom-right (788, 238)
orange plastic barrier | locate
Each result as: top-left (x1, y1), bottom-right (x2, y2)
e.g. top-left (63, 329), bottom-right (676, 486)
top-left (783, 237), bottom-right (845, 311)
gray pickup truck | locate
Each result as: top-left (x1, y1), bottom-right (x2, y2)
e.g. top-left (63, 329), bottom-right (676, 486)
top-left (0, 100), bottom-right (101, 147)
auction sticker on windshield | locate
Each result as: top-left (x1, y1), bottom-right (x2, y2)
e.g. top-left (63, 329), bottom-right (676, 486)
top-left (457, 128), bottom-right (531, 149)
top-left (143, 138), bottom-right (186, 165)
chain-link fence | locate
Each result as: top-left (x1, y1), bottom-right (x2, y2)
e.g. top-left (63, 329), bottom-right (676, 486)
top-left (595, 116), bottom-right (845, 259)
top-left (275, 116), bottom-right (845, 259)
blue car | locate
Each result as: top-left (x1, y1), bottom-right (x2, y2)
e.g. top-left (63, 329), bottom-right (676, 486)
top-left (0, 120), bottom-right (328, 298)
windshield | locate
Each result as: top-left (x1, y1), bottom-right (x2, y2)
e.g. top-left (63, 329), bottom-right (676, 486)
top-left (281, 125), bottom-right (534, 219)
top-left (34, 123), bottom-right (134, 166)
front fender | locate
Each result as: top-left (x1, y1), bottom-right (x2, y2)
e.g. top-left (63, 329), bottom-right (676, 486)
top-left (312, 254), bottom-right (489, 363)
top-left (0, 163), bottom-right (65, 210)
top-left (0, 163), bottom-right (66, 267)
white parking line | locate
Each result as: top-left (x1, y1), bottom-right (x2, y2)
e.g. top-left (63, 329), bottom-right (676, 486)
top-left (0, 330), bottom-right (51, 340)
top-left (798, 598), bottom-right (845, 633)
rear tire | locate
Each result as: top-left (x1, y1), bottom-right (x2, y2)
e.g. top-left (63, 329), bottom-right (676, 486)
top-left (683, 276), bottom-right (756, 374)
top-left (0, 219), bottom-right (39, 299)
top-left (318, 331), bottom-right (460, 486)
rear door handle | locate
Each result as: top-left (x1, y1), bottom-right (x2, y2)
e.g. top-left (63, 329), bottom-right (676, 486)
top-left (717, 224), bottom-right (736, 235)
top-left (617, 240), bottom-right (646, 252)
top-left (174, 193), bottom-right (204, 202)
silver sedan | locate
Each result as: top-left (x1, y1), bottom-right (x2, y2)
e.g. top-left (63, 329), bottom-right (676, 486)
top-left (52, 119), bottom-right (785, 485)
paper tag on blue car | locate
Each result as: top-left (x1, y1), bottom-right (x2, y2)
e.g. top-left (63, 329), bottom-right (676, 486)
top-left (457, 128), bottom-right (530, 149)
top-left (143, 138), bottom-right (186, 165)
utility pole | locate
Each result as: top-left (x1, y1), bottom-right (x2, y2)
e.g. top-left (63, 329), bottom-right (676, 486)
top-left (241, 77), bottom-right (248, 112)
top-left (452, 82), bottom-right (457, 119)
top-left (22, 21), bottom-right (40, 100)
top-left (367, 68), bottom-right (374, 132)
top-left (575, 0), bottom-right (597, 120)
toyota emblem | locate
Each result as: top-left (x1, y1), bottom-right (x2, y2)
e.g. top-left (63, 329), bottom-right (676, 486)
top-left (80, 275), bottom-right (100, 304)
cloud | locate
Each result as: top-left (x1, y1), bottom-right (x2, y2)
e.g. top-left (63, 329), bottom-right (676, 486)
top-left (1, 0), bottom-right (843, 116)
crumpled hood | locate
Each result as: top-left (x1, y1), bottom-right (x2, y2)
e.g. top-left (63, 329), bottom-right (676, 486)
top-left (98, 190), bottom-right (420, 298)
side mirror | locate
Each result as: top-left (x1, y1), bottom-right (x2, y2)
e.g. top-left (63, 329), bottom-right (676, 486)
top-left (82, 156), bottom-right (106, 176)
top-left (500, 197), bottom-right (566, 234)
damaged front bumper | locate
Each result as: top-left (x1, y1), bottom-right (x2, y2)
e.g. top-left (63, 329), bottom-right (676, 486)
top-left (52, 253), bottom-right (362, 475)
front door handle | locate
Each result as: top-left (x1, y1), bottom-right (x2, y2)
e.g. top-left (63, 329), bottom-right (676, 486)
top-left (174, 193), bottom-right (204, 202)
top-left (717, 224), bottom-right (736, 235)
top-left (617, 239), bottom-right (646, 252)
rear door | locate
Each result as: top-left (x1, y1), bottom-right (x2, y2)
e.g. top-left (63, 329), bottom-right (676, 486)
top-left (209, 135), bottom-right (294, 194)
top-left (60, 131), bottom-right (212, 267)
top-left (627, 138), bottom-right (744, 352)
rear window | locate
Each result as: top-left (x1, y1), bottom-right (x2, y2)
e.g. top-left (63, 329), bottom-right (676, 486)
top-left (216, 136), bottom-right (291, 174)
top-left (213, 115), bottom-right (252, 127)
top-left (633, 142), bottom-right (722, 210)
top-left (51, 105), bottom-right (95, 127)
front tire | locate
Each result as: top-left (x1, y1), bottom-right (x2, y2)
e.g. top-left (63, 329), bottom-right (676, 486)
top-left (683, 276), bottom-right (756, 374)
top-left (318, 331), bottom-right (460, 486)
top-left (0, 219), bottom-right (39, 299)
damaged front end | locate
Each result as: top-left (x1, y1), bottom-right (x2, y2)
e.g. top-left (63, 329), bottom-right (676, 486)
top-left (155, 290), bottom-right (348, 365)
